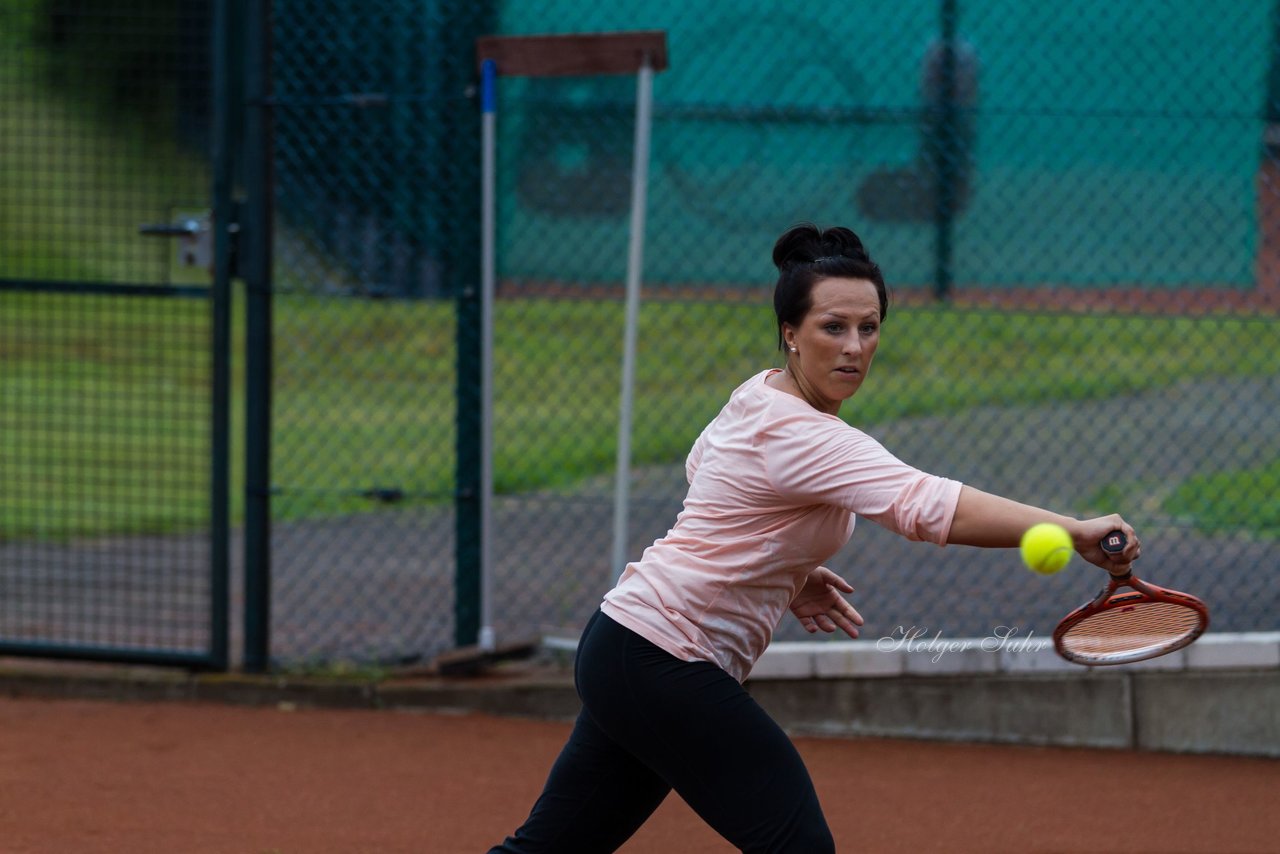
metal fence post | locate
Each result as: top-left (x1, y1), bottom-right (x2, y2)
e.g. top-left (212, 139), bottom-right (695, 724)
top-left (208, 0), bottom-right (241, 672)
top-left (452, 5), bottom-right (498, 649)
top-left (455, 189), bottom-right (483, 650)
top-left (932, 0), bottom-right (960, 302)
top-left (242, 0), bottom-right (275, 673)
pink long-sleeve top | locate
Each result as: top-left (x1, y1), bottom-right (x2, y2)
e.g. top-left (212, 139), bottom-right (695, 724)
top-left (601, 369), bottom-right (963, 683)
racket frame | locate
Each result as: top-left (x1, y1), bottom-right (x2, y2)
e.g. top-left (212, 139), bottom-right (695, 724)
top-left (1052, 531), bottom-right (1210, 666)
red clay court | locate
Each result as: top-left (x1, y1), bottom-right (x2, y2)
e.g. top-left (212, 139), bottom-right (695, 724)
top-left (1, 695), bottom-right (1276, 853)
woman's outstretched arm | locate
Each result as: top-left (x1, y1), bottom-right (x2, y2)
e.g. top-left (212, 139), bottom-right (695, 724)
top-left (946, 485), bottom-right (1140, 573)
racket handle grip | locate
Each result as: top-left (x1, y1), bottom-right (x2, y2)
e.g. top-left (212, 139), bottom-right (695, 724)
top-left (1100, 530), bottom-right (1127, 556)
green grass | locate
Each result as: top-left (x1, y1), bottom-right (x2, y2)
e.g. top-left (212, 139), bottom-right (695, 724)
top-left (1163, 462), bottom-right (1280, 537)
top-left (4, 289), bottom-right (1277, 541)
top-left (0, 290), bottom-right (219, 540)
top-left (1090, 459), bottom-right (1280, 540)
top-left (273, 299), bottom-right (1280, 505)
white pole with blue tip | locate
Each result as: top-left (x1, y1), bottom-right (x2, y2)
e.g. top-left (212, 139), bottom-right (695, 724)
top-left (479, 57), bottom-right (497, 652)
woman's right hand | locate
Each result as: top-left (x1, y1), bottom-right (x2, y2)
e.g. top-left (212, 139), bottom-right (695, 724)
top-left (1069, 515), bottom-right (1141, 575)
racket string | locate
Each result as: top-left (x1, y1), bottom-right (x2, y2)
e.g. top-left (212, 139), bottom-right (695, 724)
top-left (1060, 600), bottom-right (1203, 656)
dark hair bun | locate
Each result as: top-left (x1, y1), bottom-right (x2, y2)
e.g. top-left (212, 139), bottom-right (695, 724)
top-left (772, 223), bottom-right (869, 270)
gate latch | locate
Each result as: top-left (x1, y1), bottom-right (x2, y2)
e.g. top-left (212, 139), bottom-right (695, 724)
top-left (139, 213), bottom-right (213, 272)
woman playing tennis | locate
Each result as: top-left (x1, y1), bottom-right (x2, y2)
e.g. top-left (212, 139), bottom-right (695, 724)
top-left (490, 223), bottom-right (1141, 853)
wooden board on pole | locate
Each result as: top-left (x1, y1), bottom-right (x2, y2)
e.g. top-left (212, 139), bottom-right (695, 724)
top-left (476, 30), bottom-right (667, 77)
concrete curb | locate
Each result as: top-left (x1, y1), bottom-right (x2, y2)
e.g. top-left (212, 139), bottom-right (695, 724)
top-left (0, 660), bottom-right (583, 721)
top-left (746, 669), bottom-right (1280, 757)
top-left (745, 632), bottom-right (1280, 757)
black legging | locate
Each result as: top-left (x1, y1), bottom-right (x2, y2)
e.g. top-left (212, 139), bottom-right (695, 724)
top-left (489, 610), bottom-right (835, 853)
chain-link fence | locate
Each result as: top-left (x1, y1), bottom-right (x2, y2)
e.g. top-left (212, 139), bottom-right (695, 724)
top-left (0, 1), bottom-right (227, 666)
top-left (264, 0), bottom-right (1277, 668)
top-left (262, 2), bottom-right (495, 664)
top-left (2, 1), bottom-right (1276, 671)
top-left (468, 0), bottom-right (1280, 653)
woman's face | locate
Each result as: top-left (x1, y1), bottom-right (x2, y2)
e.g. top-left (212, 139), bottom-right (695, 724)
top-left (781, 277), bottom-right (882, 415)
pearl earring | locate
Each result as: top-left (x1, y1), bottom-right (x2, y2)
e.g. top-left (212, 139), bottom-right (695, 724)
top-left (789, 346), bottom-right (797, 353)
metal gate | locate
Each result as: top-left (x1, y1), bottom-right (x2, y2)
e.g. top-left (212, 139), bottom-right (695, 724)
top-left (0, 2), bottom-right (231, 668)
top-left (242, 1), bottom-right (495, 669)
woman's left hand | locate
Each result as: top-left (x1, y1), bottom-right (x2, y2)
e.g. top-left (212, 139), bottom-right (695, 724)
top-left (790, 566), bottom-right (864, 637)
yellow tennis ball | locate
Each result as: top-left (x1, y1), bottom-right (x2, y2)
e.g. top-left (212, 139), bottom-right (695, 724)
top-left (1020, 523), bottom-right (1073, 575)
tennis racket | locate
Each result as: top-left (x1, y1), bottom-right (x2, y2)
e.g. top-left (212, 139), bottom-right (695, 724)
top-left (1053, 530), bottom-right (1209, 665)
